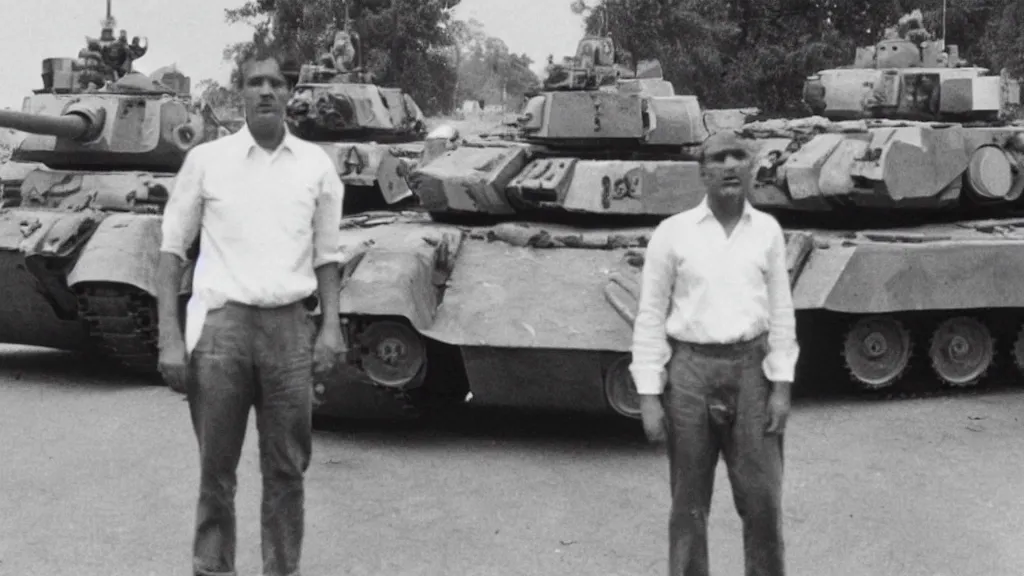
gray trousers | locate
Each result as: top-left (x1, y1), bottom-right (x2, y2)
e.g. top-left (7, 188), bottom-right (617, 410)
top-left (186, 301), bottom-right (316, 576)
top-left (662, 334), bottom-right (785, 576)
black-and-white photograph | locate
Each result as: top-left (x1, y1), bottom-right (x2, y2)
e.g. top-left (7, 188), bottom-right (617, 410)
top-left (1, 0), bottom-right (1023, 574)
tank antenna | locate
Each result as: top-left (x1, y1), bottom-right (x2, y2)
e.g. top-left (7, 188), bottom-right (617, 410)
top-left (942, 0), bottom-right (947, 40)
top-left (102, 0), bottom-right (116, 30)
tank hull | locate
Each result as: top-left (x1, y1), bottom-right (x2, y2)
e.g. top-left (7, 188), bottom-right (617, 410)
top-left (9, 172), bottom-right (1024, 419)
top-left (315, 141), bottom-right (424, 213)
top-left (0, 167), bottom-right (447, 418)
top-left (0, 167), bottom-right (178, 370)
top-left (327, 198), bottom-right (1024, 419)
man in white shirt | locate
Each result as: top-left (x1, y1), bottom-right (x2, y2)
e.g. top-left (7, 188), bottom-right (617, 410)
top-left (155, 47), bottom-right (347, 576)
top-left (630, 130), bottom-right (799, 576)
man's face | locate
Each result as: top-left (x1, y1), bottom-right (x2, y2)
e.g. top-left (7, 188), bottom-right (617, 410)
top-left (241, 58), bottom-right (290, 133)
top-left (700, 134), bottom-right (754, 201)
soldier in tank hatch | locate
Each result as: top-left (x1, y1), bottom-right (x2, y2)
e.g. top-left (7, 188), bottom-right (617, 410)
top-left (155, 44), bottom-right (348, 576)
top-left (630, 130), bottom-right (798, 576)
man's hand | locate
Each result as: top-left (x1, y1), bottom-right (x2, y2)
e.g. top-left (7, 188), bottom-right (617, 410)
top-left (158, 338), bottom-right (189, 394)
top-left (313, 319), bottom-right (346, 381)
top-left (765, 381), bottom-right (792, 435)
top-left (639, 394), bottom-right (668, 444)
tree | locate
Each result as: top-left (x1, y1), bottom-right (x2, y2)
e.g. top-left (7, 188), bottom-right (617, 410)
top-left (221, 0), bottom-right (463, 115)
top-left (194, 79), bottom-right (245, 120)
top-left (573, 0), bottom-right (1023, 116)
top-left (450, 19), bottom-right (541, 108)
top-left (980, 0), bottom-right (1024, 77)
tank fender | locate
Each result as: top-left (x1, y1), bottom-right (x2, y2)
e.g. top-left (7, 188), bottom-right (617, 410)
top-left (425, 239), bottom-right (638, 350)
top-left (66, 213), bottom-right (165, 296)
top-left (337, 222), bottom-right (464, 330)
top-left (605, 231), bottom-right (818, 326)
top-left (421, 224), bottom-right (652, 351)
top-left (0, 209), bottom-right (106, 258)
top-left (791, 232), bottom-right (1024, 313)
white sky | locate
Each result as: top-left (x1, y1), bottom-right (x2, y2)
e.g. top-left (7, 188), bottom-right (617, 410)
top-left (0, 0), bottom-right (585, 109)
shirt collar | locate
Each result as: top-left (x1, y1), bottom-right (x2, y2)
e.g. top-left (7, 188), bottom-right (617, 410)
top-left (236, 122), bottom-right (297, 158)
top-left (695, 195), bottom-right (754, 223)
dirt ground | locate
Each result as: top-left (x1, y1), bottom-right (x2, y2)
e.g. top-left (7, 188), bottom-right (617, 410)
top-left (1, 343), bottom-right (1023, 576)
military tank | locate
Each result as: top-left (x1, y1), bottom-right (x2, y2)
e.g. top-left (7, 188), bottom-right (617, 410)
top-left (320, 13), bottom-right (1024, 420)
top-left (315, 33), bottom-right (761, 419)
top-left (284, 6), bottom-right (428, 215)
top-left (731, 10), bottom-right (1024, 396)
top-left (0, 2), bottom-right (216, 372)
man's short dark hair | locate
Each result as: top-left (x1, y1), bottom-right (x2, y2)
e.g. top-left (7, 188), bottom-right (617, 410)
top-left (698, 130), bottom-right (748, 166)
top-left (232, 43), bottom-right (299, 90)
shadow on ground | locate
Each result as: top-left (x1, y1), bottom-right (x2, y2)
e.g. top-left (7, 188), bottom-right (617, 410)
top-left (0, 345), bottom-right (161, 390)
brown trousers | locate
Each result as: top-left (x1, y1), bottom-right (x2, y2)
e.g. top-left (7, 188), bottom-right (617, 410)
top-left (187, 301), bottom-right (316, 576)
top-left (662, 334), bottom-right (785, 576)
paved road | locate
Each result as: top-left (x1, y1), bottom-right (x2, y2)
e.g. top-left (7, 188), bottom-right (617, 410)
top-left (1, 343), bottom-right (1023, 576)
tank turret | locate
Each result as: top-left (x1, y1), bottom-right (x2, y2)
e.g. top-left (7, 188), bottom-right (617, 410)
top-left (2, 84), bottom-right (209, 172)
top-left (0, 2), bottom-right (223, 379)
top-left (285, 26), bottom-right (427, 145)
top-left (513, 34), bottom-right (707, 149)
top-left (803, 9), bottom-right (1021, 123)
top-left (282, 3), bottom-right (427, 211)
top-left (0, 2), bottom-right (213, 173)
top-left (729, 11), bottom-right (1024, 215)
top-left (408, 34), bottom-right (757, 218)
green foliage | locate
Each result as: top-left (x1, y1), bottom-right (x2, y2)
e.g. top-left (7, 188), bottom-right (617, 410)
top-left (576, 0), bottom-right (1024, 116)
top-left (219, 0), bottom-right (462, 115)
top-left (206, 0), bottom-right (1021, 120)
top-left (979, 0), bottom-right (1024, 77)
top-left (450, 19), bottom-right (541, 109)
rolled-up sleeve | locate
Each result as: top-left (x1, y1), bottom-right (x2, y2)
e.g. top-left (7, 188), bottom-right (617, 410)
top-left (160, 149), bottom-right (204, 260)
top-left (629, 222), bottom-right (677, 395)
top-left (312, 156), bottom-right (346, 268)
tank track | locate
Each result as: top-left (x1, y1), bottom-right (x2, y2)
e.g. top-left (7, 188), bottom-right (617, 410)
top-left (70, 293), bottom-right (436, 415)
top-left (866, 378), bottom-right (1015, 402)
top-left (74, 283), bottom-right (160, 376)
top-left (340, 316), bottom-right (473, 420)
top-left (831, 311), bottom-right (1023, 403)
top-left (71, 290), bottom-right (432, 417)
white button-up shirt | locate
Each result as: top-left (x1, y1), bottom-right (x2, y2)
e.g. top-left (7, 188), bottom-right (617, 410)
top-left (160, 125), bottom-right (346, 351)
top-left (629, 198), bottom-right (800, 395)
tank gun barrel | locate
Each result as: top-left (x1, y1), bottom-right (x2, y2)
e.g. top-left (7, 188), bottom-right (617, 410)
top-left (0, 107), bottom-right (102, 141)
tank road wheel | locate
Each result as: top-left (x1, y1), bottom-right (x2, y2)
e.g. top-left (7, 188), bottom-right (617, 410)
top-left (1011, 324), bottom-right (1024, 377)
top-left (842, 316), bottom-right (912, 390)
top-left (358, 320), bottom-right (427, 390)
top-left (604, 355), bottom-right (641, 420)
top-left (928, 316), bottom-right (995, 387)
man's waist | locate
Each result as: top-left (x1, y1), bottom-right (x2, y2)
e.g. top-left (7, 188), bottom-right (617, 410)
top-left (217, 297), bottom-right (317, 312)
top-left (190, 286), bottom-right (318, 312)
top-left (670, 332), bottom-right (768, 357)
top-left (666, 316), bottom-right (770, 345)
